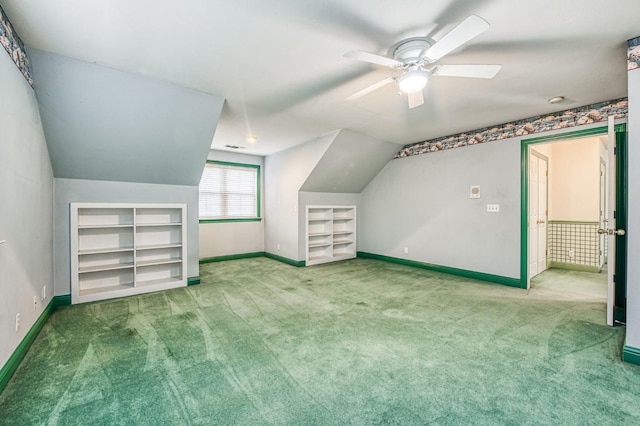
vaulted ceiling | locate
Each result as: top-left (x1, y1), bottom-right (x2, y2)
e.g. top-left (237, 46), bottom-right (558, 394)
top-left (3, 0), bottom-right (639, 155)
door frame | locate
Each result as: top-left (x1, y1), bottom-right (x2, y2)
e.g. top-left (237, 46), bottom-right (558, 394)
top-left (599, 158), bottom-right (607, 269)
top-left (520, 124), bottom-right (628, 321)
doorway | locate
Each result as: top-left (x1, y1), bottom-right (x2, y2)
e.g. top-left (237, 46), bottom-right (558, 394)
top-left (520, 124), bottom-right (628, 324)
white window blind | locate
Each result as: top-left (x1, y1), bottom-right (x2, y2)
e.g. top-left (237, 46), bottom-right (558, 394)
top-left (199, 162), bottom-right (259, 220)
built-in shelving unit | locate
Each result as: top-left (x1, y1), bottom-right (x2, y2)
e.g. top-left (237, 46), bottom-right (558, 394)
top-left (306, 206), bottom-right (356, 266)
top-left (70, 203), bottom-right (187, 304)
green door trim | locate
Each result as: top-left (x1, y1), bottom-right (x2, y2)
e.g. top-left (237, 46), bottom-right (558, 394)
top-left (520, 124), bottom-right (628, 320)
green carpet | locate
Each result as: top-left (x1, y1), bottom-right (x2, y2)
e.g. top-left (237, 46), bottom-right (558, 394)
top-left (1, 258), bottom-right (639, 424)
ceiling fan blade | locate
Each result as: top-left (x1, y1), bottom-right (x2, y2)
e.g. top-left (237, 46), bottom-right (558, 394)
top-left (345, 77), bottom-right (395, 101)
top-left (422, 15), bottom-right (490, 62)
top-left (407, 90), bottom-right (424, 109)
top-left (344, 50), bottom-right (403, 69)
top-left (433, 64), bottom-right (501, 79)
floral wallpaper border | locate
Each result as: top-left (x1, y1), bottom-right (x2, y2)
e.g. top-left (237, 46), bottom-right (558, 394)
top-left (629, 36), bottom-right (640, 71)
top-left (0, 5), bottom-right (33, 86)
top-left (395, 98), bottom-right (628, 159)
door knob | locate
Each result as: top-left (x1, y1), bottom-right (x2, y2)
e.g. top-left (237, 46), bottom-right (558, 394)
top-left (597, 228), bottom-right (626, 235)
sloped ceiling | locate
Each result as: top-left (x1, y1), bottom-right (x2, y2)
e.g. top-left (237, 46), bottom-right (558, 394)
top-left (300, 129), bottom-right (398, 193)
top-left (28, 48), bottom-right (224, 186)
top-left (4, 0), bottom-right (640, 156)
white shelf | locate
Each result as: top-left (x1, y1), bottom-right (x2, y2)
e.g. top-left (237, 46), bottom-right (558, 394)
top-left (136, 258), bottom-right (183, 267)
top-left (71, 203), bottom-right (187, 304)
top-left (79, 247), bottom-right (135, 255)
top-left (136, 243), bottom-right (183, 251)
top-left (333, 239), bottom-right (353, 245)
top-left (79, 263), bottom-right (134, 274)
top-left (136, 222), bottom-right (182, 227)
top-left (308, 242), bottom-right (332, 248)
top-left (78, 224), bottom-right (134, 229)
top-left (79, 283), bottom-right (134, 296)
top-left (308, 254), bottom-right (333, 263)
top-left (137, 277), bottom-right (183, 288)
top-left (306, 205), bottom-right (356, 266)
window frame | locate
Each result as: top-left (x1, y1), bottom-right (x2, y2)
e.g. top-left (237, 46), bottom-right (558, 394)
top-left (198, 160), bottom-right (262, 223)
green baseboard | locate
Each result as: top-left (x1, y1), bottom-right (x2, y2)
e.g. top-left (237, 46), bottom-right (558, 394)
top-left (264, 252), bottom-right (305, 267)
top-left (357, 252), bottom-right (524, 288)
top-left (54, 294), bottom-right (71, 307)
top-left (199, 252), bottom-right (265, 264)
top-left (547, 261), bottom-right (601, 273)
top-left (199, 252), bottom-right (304, 267)
top-left (622, 345), bottom-right (640, 365)
top-left (0, 296), bottom-right (58, 394)
top-left (187, 276), bottom-right (201, 286)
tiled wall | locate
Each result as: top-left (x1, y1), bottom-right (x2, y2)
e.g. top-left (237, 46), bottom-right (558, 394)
top-left (547, 221), bottom-right (600, 268)
top-left (395, 98), bottom-right (628, 159)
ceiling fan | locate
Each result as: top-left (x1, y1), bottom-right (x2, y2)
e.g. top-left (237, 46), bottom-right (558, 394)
top-left (344, 15), bottom-right (501, 109)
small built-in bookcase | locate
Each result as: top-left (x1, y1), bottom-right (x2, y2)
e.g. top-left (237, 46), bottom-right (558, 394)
top-left (70, 203), bottom-right (187, 304)
top-left (306, 206), bottom-right (356, 266)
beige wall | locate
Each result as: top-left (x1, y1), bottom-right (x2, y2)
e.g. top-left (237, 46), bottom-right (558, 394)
top-left (548, 137), bottom-right (601, 222)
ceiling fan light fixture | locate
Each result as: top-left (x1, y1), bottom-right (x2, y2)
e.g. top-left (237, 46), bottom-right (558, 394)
top-left (398, 68), bottom-right (430, 94)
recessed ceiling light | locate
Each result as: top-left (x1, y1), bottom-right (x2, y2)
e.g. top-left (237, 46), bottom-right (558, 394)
top-left (548, 96), bottom-right (564, 104)
top-left (246, 135), bottom-right (258, 143)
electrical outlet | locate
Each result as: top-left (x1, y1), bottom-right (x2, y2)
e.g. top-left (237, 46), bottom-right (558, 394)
top-left (33, 296), bottom-right (37, 311)
top-left (15, 313), bottom-right (20, 332)
top-left (568, 249), bottom-right (575, 258)
top-left (277, 243), bottom-right (281, 251)
top-left (42, 285), bottom-right (46, 302)
top-left (404, 247), bottom-right (409, 254)
top-left (487, 204), bottom-right (500, 213)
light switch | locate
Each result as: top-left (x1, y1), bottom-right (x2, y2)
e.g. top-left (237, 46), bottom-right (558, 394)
top-left (470, 185), bottom-right (481, 199)
top-left (487, 204), bottom-right (500, 213)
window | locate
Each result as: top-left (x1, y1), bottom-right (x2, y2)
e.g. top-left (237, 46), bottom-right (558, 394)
top-left (199, 161), bottom-right (261, 222)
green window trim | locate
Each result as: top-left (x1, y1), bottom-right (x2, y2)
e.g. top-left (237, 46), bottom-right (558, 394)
top-left (199, 160), bottom-right (261, 221)
top-left (199, 218), bottom-right (263, 224)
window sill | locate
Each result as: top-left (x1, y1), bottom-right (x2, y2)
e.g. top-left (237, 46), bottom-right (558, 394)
top-left (199, 218), bottom-right (263, 224)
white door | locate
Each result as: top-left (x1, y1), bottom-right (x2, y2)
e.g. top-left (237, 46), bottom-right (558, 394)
top-left (537, 158), bottom-right (548, 274)
top-left (528, 151), bottom-right (548, 283)
top-left (599, 161), bottom-right (606, 269)
top-left (605, 117), bottom-right (618, 326)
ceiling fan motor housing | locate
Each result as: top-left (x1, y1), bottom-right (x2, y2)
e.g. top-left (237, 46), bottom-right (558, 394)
top-left (390, 37), bottom-right (434, 64)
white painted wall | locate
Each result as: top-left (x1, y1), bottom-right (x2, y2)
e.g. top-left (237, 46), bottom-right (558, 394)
top-left (264, 132), bottom-right (336, 260)
top-left (300, 130), bottom-right (399, 193)
top-left (28, 48), bottom-right (224, 186)
top-left (54, 178), bottom-right (199, 296)
top-left (626, 68), bottom-right (640, 348)
top-left (0, 51), bottom-right (53, 368)
top-left (359, 138), bottom-right (521, 278)
top-left (548, 137), bottom-right (600, 221)
top-left (199, 150), bottom-right (265, 258)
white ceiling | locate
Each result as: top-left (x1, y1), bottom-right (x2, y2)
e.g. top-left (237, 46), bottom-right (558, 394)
top-left (3, 0), bottom-right (639, 156)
